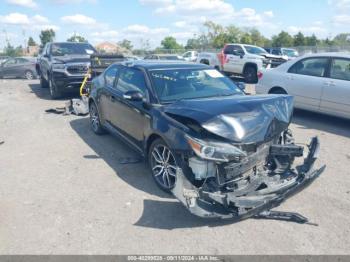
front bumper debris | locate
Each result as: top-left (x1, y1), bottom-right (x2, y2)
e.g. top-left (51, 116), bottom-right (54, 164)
top-left (171, 136), bottom-right (326, 220)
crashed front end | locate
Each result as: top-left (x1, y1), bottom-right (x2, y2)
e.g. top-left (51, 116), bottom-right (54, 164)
top-left (166, 95), bottom-right (325, 219)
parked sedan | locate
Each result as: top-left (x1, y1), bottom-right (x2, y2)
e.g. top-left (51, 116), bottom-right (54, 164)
top-left (256, 53), bottom-right (350, 120)
top-left (88, 61), bottom-right (324, 219)
top-left (0, 57), bottom-right (38, 79)
top-left (144, 54), bottom-right (184, 61)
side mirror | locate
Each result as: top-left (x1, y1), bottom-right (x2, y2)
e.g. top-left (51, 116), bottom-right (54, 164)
top-left (123, 90), bottom-right (143, 101)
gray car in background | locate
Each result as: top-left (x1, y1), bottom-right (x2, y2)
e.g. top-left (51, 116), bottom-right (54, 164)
top-left (0, 57), bottom-right (38, 80)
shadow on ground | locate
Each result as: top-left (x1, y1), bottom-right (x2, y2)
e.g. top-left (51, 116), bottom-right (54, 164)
top-left (28, 82), bottom-right (79, 101)
top-left (292, 109), bottom-right (350, 138)
top-left (70, 117), bottom-right (171, 199)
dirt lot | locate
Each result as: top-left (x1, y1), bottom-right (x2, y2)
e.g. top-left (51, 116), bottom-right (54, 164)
top-left (0, 79), bottom-right (350, 254)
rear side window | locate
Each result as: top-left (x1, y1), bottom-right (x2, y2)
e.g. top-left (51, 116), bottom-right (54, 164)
top-left (104, 65), bottom-right (118, 88)
top-left (330, 58), bottom-right (350, 81)
top-left (288, 57), bottom-right (329, 77)
top-left (116, 68), bottom-right (147, 95)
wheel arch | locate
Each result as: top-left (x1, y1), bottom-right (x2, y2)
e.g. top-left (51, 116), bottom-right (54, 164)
top-left (269, 86), bottom-right (288, 94)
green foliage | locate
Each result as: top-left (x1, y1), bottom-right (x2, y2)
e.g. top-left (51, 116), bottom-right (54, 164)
top-left (293, 32), bottom-right (306, 46)
top-left (118, 39), bottom-right (133, 50)
top-left (160, 36), bottom-right (183, 49)
top-left (27, 36), bottom-right (37, 46)
top-left (67, 35), bottom-right (87, 43)
top-left (39, 29), bottom-right (55, 47)
top-left (4, 43), bottom-right (23, 57)
top-left (271, 31), bottom-right (294, 47)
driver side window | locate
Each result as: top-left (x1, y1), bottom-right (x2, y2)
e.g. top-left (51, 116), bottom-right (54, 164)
top-left (116, 67), bottom-right (147, 95)
top-left (288, 57), bottom-right (329, 77)
top-left (104, 65), bottom-right (118, 88)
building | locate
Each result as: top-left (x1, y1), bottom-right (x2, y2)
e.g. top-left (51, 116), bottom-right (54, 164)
top-left (95, 41), bottom-right (130, 54)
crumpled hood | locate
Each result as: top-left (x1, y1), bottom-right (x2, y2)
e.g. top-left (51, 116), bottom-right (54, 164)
top-left (163, 95), bottom-right (294, 144)
top-left (53, 55), bottom-right (90, 64)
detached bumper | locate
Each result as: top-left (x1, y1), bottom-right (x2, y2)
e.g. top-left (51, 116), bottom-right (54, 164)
top-left (171, 137), bottom-right (326, 219)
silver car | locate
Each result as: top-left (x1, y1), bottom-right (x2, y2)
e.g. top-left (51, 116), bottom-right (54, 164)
top-left (0, 57), bottom-right (38, 80)
top-left (256, 53), bottom-right (350, 119)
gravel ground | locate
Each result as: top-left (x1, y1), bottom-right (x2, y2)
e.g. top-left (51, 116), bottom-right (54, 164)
top-left (0, 79), bottom-right (349, 255)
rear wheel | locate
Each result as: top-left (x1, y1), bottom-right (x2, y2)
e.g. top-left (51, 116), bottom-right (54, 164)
top-left (244, 65), bottom-right (258, 84)
top-left (148, 138), bottom-right (178, 193)
top-left (24, 70), bottom-right (34, 80)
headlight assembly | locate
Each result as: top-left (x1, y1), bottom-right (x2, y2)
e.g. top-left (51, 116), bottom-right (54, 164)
top-left (186, 135), bottom-right (247, 162)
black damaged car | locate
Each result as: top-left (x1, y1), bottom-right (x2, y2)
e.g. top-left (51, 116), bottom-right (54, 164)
top-left (88, 61), bottom-right (325, 220)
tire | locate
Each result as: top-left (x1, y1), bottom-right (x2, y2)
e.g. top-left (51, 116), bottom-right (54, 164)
top-left (89, 102), bottom-right (106, 135)
top-left (24, 70), bottom-right (34, 80)
top-left (48, 75), bottom-right (62, 99)
top-left (40, 75), bottom-right (49, 88)
top-left (148, 138), bottom-right (178, 193)
top-left (269, 87), bottom-right (287, 95)
top-left (243, 65), bottom-right (258, 84)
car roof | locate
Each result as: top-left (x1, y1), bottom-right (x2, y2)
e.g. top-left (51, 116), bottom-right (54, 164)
top-left (120, 60), bottom-right (210, 70)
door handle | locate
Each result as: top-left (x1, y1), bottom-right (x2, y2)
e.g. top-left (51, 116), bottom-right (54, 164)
top-left (323, 81), bottom-right (336, 87)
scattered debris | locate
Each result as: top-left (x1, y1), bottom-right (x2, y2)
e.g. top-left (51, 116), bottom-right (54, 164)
top-left (254, 210), bottom-right (318, 226)
top-left (45, 97), bottom-right (89, 116)
top-left (0, 140), bottom-right (4, 145)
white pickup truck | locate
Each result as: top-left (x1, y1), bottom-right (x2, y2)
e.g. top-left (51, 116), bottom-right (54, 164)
top-left (196, 44), bottom-right (287, 83)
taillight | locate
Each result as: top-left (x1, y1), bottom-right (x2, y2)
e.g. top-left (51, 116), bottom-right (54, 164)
top-left (257, 71), bottom-right (263, 80)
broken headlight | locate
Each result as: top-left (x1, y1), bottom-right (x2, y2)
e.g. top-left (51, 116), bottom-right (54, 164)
top-left (186, 135), bottom-right (247, 162)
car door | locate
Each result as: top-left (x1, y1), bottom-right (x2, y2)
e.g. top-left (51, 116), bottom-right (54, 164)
top-left (111, 66), bottom-right (151, 150)
top-left (40, 44), bottom-right (50, 81)
top-left (98, 64), bottom-right (120, 123)
top-left (223, 45), bottom-right (245, 74)
top-left (14, 58), bottom-right (28, 77)
top-left (285, 57), bottom-right (330, 111)
top-left (1, 58), bottom-right (17, 77)
top-left (319, 57), bottom-right (350, 118)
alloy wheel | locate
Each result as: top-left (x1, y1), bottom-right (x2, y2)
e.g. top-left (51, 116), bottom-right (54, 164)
top-left (90, 104), bottom-right (100, 132)
top-left (150, 144), bottom-right (177, 189)
top-left (25, 71), bottom-right (34, 80)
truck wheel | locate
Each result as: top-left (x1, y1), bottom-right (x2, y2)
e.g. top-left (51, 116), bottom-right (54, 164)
top-left (49, 75), bottom-right (62, 99)
top-left (244, 66), bottom-right (258, 84)
top-left (40, 75), bottom-right (49, 88)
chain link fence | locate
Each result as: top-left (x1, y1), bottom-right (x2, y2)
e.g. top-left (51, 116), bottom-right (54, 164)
top-left (132, 46), bottom-right (350, 57)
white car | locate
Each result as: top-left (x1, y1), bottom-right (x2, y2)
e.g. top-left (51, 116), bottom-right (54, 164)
top-left (182, 51), bottom-right (198, 62)
top-left (256, 53), bottom-right (350, 119)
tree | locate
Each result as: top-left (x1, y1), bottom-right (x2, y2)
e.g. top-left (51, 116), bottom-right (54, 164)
top-left (4, 43), bottom-right (23, 57)
top-left (305, 34), bottom-right (318, 46)
top-left (39, 29), bottom-right (55, 47)
top-left (67, 35), bottom-right (87, 42)
top-left (293, 32), bottom-right (306, 46)
top-left (240, 32), bottom-right (252, 44)
top-left (333, 33), bottom-right (350, 45)
top-left (27, 36), bottom-right (37, 46)
top-left (118, 39), bottom-right (133, 50)
top-left (271, 31), bottom-right (294, 47)
top-left (160, 36), bottom-right (182, 50)
top-left (249, 29), bottom-right (268, 46)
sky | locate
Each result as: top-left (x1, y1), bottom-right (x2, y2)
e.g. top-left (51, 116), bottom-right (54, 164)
top-left (0, 0), bottom-right (349, 49)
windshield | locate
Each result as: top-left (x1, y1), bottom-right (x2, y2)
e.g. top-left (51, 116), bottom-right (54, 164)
top-left (282, 48), bottom-right (299, 57)
top-left (244, 45), bottom-right (268, 55)
top-left (149, 68), bottom-right (243, 103)
top-left (51, 43), bottom-right (96, 56)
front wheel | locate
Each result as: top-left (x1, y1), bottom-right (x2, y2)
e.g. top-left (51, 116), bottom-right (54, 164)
top-left (148, 138), bottom-right (178, 193)
top-left (49, 75), bottom-right (61, 99)
top-left (89, 102), bottom-right (106, 135)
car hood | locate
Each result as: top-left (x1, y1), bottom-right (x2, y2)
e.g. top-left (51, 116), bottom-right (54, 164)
top-left (163, 95), bottom-right (294, 144)
top-left (52, 55), bottom-right (91, 64)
